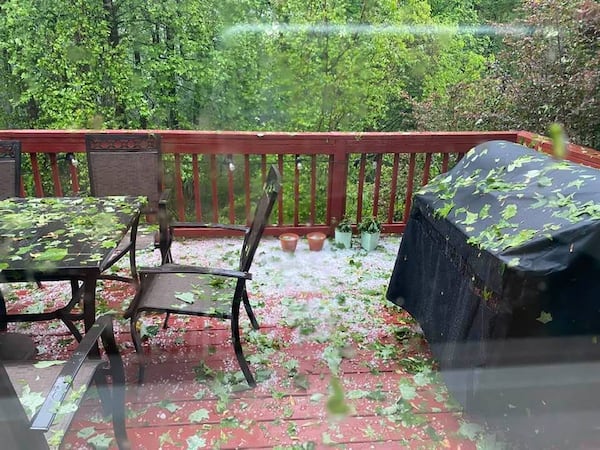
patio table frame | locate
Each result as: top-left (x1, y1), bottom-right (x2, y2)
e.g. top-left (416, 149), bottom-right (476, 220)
top-left (0, 196), bottom-right (143, 339)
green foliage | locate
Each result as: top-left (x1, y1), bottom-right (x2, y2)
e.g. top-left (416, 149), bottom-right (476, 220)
top-left (0, 0), bottom-right (507, 136)
top-left (335, 217), bottom-right (352, 232)
top-left (415, 0), bottom-right (600, 150)
top-left (358, 216), bottom-right (382, 233)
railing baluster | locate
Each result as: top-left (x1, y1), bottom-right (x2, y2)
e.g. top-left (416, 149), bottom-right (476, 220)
top-left (293, 155), bottom-right (299, 227)
top-left (69, 160), bottom-right (80, 195)
top-left (326, 154), bottom-right (334, 226)
top-left (310, 155), bottom-right (317, 225)
top-left (228, 159), bottom-right (235, 224)
top-left (357, 153), bottom-right (366, 224)
top-left (372, 154), bottom-right (382, 218)
top-left (244, 155), bottom-right (250, 226)
top-left (442, 153), bottom-right (450, 173)
top-left (403, 153), bottom-right (417, 223)
top-left (387, 153), bottom-right (400, 223)
top-left (261, 155), bottom-right (267, 181)
top-left (192, 154), bottom-right (202, 222)
top-left (174, 154), bottom-right (185, 221)
top-left (422, 153), bottom-right (432, 186)
top-left (210, 155), bottom-right (218, 223)
top-left (49, 153), bottom-right (62, 197)
top-left (30, 153), bottom-right (43, 197)
top-left (277, 155), bottom-right (284, 226)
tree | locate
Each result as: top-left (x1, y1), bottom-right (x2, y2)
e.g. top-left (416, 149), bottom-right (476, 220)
top-left (415, 0), bottom-right (600, 150)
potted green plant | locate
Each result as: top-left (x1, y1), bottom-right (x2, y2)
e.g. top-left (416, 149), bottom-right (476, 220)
top-left (334, 217), bottom-right (352, 249)
top-left (358, 217), bottom-right (381, 251)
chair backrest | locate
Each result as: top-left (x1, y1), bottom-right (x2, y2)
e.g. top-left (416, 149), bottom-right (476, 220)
top-left (85, 133), bottom-right (162, 212)
top-left (0, 140), bottom-right (21, 200)
top-left (239, 165), bottom-right (281, 272)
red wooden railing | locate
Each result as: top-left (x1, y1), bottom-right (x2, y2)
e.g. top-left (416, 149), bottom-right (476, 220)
top-left (1, 130), bottom-right (598, 237)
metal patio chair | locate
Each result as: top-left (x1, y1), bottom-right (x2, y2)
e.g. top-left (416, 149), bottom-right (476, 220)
top-left (0, 314), bottom-right (129, 449)
top-left (125, 165), bottom-right (281, 387)
top-left (0, 140), bottom-right (21, 200)
top-left (85, 133), bottom-right (172, 283)
top-left (0, 140), bottom-right (38, 332)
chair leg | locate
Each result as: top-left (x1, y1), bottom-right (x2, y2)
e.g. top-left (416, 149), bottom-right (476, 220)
top-left (242, 288), bottom-right (259, 330)
top-left (99, 317), bottom-right (129, 450)
top-left (232, 297), bottom-right (255, 387)
top-left (60, 317), bottom-right (83, 342)
top-left (0, 290), bottom-right (7, 332)
top-left (162, 312), bottom-right (171, 329)
top-left (130, 314), bottom-right (143, 355)
top-left (129, 314), bottom-right (146, 385)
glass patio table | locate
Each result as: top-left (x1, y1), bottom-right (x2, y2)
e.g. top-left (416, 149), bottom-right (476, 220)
top-left (0, 196), bottom-right (145, 338)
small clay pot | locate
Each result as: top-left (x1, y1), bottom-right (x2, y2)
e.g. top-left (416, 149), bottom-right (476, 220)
top-left (279, 233), bottom-right (299, 252)
top-left (307, 232), bottom-right (327, 251)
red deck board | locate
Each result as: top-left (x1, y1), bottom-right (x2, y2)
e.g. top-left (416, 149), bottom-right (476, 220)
top-left (2, 238), bottom-right (510, 448)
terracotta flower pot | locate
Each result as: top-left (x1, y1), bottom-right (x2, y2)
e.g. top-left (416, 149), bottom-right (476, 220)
top-left (279, 233), bottom-right (299, 252)
top-left (307, 232), bottom-right (327, 251)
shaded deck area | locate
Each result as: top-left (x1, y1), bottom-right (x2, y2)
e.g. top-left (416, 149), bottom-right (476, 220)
top-left (6, 235), bottom-right (504, 449)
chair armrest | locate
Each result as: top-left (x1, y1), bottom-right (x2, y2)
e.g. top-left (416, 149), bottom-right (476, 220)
top-left (30, 315), bottom-right (118, 431)
top-left (159, 188), bottom-right (171, 204)
top-left (155, 190), bottom-right (173, 263)
top-left (170, 222), bottom-right (249, 233)
top-left (140, 264), bottom-right (252, 280)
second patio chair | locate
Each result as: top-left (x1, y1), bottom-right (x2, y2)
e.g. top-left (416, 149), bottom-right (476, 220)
top-left (125, 165), bottom-right (281, 387)
top-left (0, 141), bottom-right (38, 332)
top-left (85, 133), bottom-right (172, 283)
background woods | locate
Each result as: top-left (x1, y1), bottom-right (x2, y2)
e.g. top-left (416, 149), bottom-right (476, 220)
top-left (2, 0), bottom-right (596, 149)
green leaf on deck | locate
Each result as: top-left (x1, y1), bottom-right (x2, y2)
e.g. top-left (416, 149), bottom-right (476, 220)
top-left (158, 400), bottom-right (181, 413)
top-left (293, 373), bottom-right (310, 390)
top-left (175, 291), bottom-right (195, 304)
top-left (464, 211), bottom-right (478, 225)
top-left (19, 385), bottom-right (45, 417)
top-left (501, 204), bottom-right (518, 220)
top-left (326, 376), bottom-right (351, 418)
top-left (186, 434), bottom-right (207, 450)
top-left (76, 426), bottom-right (96, 439)
top-left (536, 311), bottom-right (553, 324)
top-left (87, 433), bottom-right (113, 449)
top-left (457, 421), bottom-right (484, 440)
top-left (399, 382), bottom-right (417, 400)
top-left (189, 408), bottom-right (210, 423)
top-left (33, 360), bottom-right (66, 369)
top-left (507, 257), bottom-right (520, 268)
top-left (158, 431), bottom-right (175, 446)
top-left (436, 202), bottom-right (454, 218)
top-left (479, 204), bottom-right (491, 220)
top-left (310, 393), bottom-right (324, 402)
top-left (32, 247), bottom-right (68, 261)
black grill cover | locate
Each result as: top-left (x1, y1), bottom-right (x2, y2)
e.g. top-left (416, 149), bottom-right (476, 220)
top-left (386, 140), bottom-right (600, 370)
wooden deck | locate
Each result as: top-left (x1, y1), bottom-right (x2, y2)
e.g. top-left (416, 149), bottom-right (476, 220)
top-left (1, 236), bottom-right (522, 448)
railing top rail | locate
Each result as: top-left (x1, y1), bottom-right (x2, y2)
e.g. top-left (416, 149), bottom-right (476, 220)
top-left (0, 129), bottom-right (520, 153)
